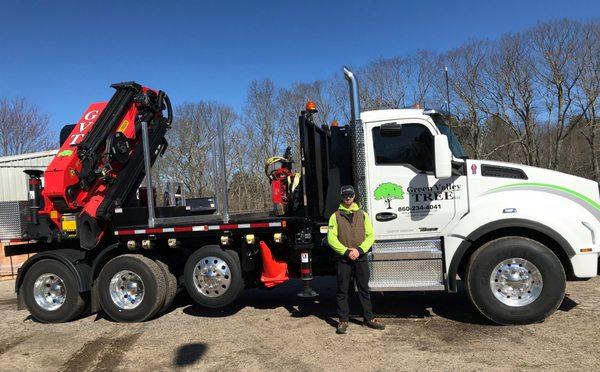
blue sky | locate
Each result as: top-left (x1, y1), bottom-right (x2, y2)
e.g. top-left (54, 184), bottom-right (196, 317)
top-left (1, 0), bottom-right (598, 132)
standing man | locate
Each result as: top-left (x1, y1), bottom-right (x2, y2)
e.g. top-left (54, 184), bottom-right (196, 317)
top-left (327, 185), bottom-right (385, 334)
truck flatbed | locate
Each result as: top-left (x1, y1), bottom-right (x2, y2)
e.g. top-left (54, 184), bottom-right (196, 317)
top-left (111, 209), bottom-right (303, 238)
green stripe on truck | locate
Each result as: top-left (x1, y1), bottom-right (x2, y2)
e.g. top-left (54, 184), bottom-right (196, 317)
top-left (490, 182), bottom-right (600, 211)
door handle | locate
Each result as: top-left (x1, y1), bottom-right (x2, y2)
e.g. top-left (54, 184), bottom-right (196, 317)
top-left (375, 212), bottom-right (397, 222)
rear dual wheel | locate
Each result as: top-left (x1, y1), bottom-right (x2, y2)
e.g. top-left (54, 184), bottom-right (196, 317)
top-left (98, 254), bottom-right (177, 322)
top-left (22, 259), bottom-right (86, 323)
top-left (155, 257), bottom-right (178, 314)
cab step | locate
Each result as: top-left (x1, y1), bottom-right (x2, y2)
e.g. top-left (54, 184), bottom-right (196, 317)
top-left (368, 239), bottom-right (445, 291)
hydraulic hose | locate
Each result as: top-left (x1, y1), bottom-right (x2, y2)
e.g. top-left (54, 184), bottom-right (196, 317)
top-left (163, 92), bottom-right (173, 126)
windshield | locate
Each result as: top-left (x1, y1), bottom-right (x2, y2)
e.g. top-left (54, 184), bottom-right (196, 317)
top-left (431, 116), bottom-right (468, 159)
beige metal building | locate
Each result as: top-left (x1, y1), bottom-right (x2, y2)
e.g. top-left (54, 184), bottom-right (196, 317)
top-left (0, 150), bottom-right (57, 277)
top-left (0, 150), bottom-right (57, 202)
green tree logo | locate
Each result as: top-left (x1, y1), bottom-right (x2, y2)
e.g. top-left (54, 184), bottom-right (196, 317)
top-left (374, 182), bottom-right (404, 209)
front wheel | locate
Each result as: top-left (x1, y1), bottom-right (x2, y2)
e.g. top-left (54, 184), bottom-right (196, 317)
top-left (466, 237), bottom-right (566, 325)
top-left (184, 245), bottom-right (244, 308)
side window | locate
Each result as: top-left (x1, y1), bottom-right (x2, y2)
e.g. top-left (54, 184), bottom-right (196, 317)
top-left (372, 123), bottom-right (434, 172)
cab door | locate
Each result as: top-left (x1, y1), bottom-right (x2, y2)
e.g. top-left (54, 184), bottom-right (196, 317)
top-left (364, 119), bottom-right (466, 239)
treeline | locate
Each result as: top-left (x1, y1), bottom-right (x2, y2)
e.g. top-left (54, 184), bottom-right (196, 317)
top-left (1, 19), bottom-right (597, 214)
top-left (154, 19), bottom-right (600, 213)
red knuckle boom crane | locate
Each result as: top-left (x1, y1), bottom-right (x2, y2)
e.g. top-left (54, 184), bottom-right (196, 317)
top-left (26, 83), bottom-right (173, 249)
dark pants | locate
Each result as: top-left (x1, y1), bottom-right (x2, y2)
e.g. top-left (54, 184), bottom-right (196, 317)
top-left (336, 258), bottom-right (373, 322)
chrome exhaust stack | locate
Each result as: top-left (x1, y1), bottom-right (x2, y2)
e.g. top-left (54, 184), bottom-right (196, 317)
top-left (343, 67), bottom-right (367, 212)
top-left (343, 67), bottom-right (361, 123)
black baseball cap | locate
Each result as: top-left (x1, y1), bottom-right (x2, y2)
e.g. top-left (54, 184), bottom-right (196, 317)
top-left (340, 185), bottom-right (355, 198)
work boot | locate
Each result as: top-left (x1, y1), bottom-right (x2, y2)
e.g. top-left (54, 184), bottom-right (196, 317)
top-left (364, 319), bottom-right (385, 330)
top-left (336, 321), bottom-right (348, 334)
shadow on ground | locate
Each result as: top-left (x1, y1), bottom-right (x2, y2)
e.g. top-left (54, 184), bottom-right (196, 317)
top-left (174, 343), bottom-right (208, 366)
top-left (177, 277), bottom-right (510, 327)
top-left (44, 275), bottom-right (579, 326)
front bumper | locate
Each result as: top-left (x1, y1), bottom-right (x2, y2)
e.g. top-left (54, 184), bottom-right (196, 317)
top-left (570, 250), bottom-right (600, 278)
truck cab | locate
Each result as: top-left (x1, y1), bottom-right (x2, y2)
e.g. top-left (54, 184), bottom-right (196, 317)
top-left (361, 108), bottom-right (468, 240)
top-left (337, 67), bottom-right (600, 324)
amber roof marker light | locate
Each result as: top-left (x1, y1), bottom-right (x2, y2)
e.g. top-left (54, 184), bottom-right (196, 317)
top-left (305, 101), bottom-right (318, 113)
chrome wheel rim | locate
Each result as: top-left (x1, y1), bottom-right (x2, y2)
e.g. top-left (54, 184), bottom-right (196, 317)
top-left (490, 258), bottom-right (543, 307)
top-left (193, 256), bottom-right (231, 298)
top-left (109, 270), bottom-right (145, 310)
top-left (33, 273), bottom-right (66, 311)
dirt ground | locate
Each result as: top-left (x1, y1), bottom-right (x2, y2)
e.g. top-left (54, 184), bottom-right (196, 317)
top-left (0, 276), bottom-right (599, 372)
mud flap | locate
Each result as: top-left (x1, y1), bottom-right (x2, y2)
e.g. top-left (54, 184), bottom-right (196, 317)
top-left (77, 213), bottom-right (104, 250)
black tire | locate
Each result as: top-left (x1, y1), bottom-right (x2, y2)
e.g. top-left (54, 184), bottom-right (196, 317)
top-left (466, 237), bottom-right (566, 325)
top-left (155, 257), bottom-right (177, 315)
top-left (184, 245), bottom-right (244, 308)
top-left (98, 254), bottom-right (166, 322)
top-left (22, 259), bottom-right (86, 323)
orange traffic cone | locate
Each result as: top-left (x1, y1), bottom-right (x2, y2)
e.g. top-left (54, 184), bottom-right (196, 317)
top-left (259, 241), bottom-right (289, 288)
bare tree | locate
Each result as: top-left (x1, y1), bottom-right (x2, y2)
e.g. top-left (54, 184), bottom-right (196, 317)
top-left (326, 70), bottom-right (352, 124)
top-left (278, 80), bottom-right (336, 157)
top-left (443, 41), bottom-right (490, 158)
top-left (243, 79), bottom-right (286, 162)
top-left (530, 19), bottom-right (587, 170)
top-left (481, 116), bottom-right (521, 162)
top-left (159, 101), bottom-right (237, 198)
top-left (483, 33), bottom-right (540, 166)
top-left (241, 79), bottom-right (287, 211)
top-left (359, 57), bottom-right (410, 110)
top-left (0, 97), bottom-right (55, 156)
top-left (409, 50), bottom-right (441, 108)
top-left (576, 22), bottom-right (600, 181)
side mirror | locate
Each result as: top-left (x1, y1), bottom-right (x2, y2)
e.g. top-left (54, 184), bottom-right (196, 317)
top-left (379, 122), bottom-right (402, 136)
top-left (434, 135), bottom-right (452, 179)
